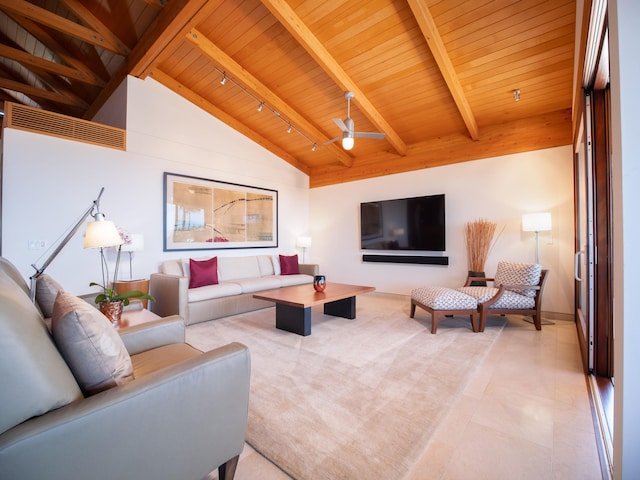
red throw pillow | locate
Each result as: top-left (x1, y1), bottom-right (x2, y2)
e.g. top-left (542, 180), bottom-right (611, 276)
top-left (189, 257), bottom-right (218, 288)
top-left (279, 254), bottom-right (300, 275)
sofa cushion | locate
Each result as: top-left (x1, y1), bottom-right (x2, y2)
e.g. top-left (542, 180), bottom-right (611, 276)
top-left (218, 256), bottom-right (261, 281)
top-left (271, 255), bottom-right (281, 275)
top-left (187, 282), bottom-right (243, 303)
top-left (276, 274), bottom-right (314, 287)
top-left (0, 276), bottom-right (82, 435)
top-left (52, 291), bottom-right (134, 396)
top-left (279, 254), bottom-right (300, 275)
top-left (161, 259), bottom-right (184, 276)
top-left (257, 255), bottom-right (275, 276)
top-left (234, 276), bottom-right (282, 294)
top-left (189, 257), bottom-right (218, 288)
top-left (35, 274), bottom-right (64, 318)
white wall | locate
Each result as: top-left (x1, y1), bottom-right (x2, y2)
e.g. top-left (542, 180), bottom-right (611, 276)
top-left (1, 76), bottom-right (310, 295)
top-left (310, 146), bottom-right (574, 316)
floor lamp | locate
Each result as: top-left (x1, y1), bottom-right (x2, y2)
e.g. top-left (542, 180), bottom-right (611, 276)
top-left (29, 188), bottom-right (118, 302)
top-left (522, 212), bottom-right (552, 264)
top-left (521, 212), bottom-right (553, 325)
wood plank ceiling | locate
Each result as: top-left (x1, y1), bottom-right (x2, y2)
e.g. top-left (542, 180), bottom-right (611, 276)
top-left (0, 0), bottom-right (575, 187)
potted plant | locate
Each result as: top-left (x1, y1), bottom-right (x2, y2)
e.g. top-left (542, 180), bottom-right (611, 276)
top-left (90, 230), bottom-right (154, 327)
top-left (464, 219), bottom-right (500, 286)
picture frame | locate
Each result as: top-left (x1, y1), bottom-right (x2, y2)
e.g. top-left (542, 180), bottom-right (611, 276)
top-left (163, 172), bottom-right (278, 251)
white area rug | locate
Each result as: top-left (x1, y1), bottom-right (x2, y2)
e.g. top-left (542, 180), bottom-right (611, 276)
top-left (187, 293), bottom-right (506, 480)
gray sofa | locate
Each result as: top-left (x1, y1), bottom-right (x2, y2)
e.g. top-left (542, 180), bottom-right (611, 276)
top-left (0, 257), bottom-right (250, 480)
top-left (149, 254), bottom-right (319, 325)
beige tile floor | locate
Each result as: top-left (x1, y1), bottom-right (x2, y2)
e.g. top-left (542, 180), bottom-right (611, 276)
top-left (208, 314), bottom-right (602, 480)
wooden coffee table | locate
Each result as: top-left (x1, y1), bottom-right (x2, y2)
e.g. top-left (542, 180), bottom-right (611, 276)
top-left (253, 282), bottom-right (375, 336)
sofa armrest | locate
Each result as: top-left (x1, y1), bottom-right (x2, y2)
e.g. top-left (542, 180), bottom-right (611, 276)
top-left (0, 342), bottom-right (250, 480)
top-left (299, 263), bottom-right (319, 276)
top-left (149, 273), bottom-right (189, 321)
top-left (118, 315), bottom-right (185, 355)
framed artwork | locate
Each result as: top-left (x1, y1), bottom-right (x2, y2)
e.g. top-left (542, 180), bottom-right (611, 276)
top-left (163, 172), bottom-right (278, 251)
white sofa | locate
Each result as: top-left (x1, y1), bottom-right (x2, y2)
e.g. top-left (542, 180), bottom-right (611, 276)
top-left (149, 255), bottom-right (318, 325)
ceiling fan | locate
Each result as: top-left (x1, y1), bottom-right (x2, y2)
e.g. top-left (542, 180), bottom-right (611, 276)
top-left (325, 91), bottom-right (385, 150)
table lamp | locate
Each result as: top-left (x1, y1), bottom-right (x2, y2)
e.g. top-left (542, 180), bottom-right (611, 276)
top-left (121, 233), bottom-right (144, 280)
top-left (296, 236), bottom-right (312, 263)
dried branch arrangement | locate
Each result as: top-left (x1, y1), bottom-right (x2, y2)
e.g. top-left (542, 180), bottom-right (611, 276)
top-left (464, 219), bottom-right (498, 272)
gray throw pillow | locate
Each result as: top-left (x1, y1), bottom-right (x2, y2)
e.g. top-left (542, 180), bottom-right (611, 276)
top-left (51, 291), bottom-right (134, 396)
top-left (35, 274), bottom-right (64, 318)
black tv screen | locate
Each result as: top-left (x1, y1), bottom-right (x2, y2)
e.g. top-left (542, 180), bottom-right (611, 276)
top-left (360, 194), bottom-right (445, 251)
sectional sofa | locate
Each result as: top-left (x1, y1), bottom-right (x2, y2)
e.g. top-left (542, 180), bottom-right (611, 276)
top-left (0, 256), bottom-right (250, 480)
top-left (149, 254), bottom-right (319, 325)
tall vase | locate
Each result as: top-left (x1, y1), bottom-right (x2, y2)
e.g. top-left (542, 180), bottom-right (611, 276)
top-left (468, 270), bottom-right (487, 287)
top-left (100, 300), bottom-right (124, 328)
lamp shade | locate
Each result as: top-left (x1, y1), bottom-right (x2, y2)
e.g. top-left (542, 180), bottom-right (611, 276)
top-left (84, 219), bottom-right (124, 249)
top-left (522, 212), bottom-right (552, 232)
top-left (121, 233), bottom-right (144, 252)
top-left (296, 236), bottom-right (312, 248)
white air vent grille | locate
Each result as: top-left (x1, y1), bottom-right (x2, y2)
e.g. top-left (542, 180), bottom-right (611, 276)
top-left (4, 102), bottom-right (126, 151)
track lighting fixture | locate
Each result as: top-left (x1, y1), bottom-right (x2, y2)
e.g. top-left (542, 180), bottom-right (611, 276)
top-left (211, 66), bottom-right (318, 150)
top-left (513, 89), bottom-right (520, 101)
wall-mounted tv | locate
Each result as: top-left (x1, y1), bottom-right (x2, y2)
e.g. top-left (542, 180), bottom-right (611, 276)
top-left (360, 194), bottom-right (446, 252)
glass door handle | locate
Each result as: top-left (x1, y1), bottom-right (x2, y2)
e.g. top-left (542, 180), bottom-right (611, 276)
top-left (574, 251), bottom-right (584, 282)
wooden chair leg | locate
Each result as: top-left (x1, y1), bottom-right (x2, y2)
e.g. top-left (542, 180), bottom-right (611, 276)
top-left (410, 300), bottom-right (417, 318)
top-left (430, 311), bottom-right (439, 334)
top-left (470, 311), bottom-right (479, 332)
top-left (218, 455), bottom-right (239, 480)
top-left (478, 306), bottom-right (488, 332)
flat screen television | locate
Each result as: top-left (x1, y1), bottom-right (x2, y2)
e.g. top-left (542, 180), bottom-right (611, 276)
top-left (360, 194), bottom-right (446, 251)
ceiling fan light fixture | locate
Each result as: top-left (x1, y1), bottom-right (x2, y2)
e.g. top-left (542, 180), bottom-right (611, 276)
top-left (342, 133), bottom-right (354, 150)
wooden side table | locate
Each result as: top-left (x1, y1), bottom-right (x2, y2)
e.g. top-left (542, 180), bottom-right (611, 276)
top-left (114, 279), bottom-right (150, 308)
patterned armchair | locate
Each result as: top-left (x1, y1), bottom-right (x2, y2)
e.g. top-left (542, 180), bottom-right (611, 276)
top-left (457, 261), bottom-right (548, 332)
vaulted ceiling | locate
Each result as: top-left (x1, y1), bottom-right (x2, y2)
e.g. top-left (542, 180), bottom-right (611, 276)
top-left (0, 0), bottom-right (575, 187)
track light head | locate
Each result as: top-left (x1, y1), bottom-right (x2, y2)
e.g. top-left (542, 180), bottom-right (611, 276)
top-left (287, 124), bottom-right (292, 134)
top-left (312, 143), bottom-right (317, 152)
top-left (220, 73), bottom-right (227, 85)
top-left (257, 102), bottom-right (263, 112)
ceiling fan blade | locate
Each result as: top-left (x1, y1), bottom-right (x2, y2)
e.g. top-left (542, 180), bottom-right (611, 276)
top-left (353, 132), bottom-right (386, 139)
top-left (323, 136), bottom-right (342, 145)
top-left (332, 118), bottom-right (348, 131)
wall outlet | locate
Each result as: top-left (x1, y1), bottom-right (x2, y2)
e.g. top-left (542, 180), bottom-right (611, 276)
top-left (28, 239), bottom-right (47, 250)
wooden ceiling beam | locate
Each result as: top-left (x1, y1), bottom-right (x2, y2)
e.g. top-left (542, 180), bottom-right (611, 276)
top-left (129, 0), bottom-right (213, 78)
top-left (59, 0), bottom-right (132, 51)
top-left (407, 0), bottom-right (479, 141)
top-left (0, 77), bottom-right (83, 107)
top-left (0, 0), bottom-right (128, 55)
top-left (83, 0), bottom-right (208, 120)
top-left (7, 12), bottom-right (108, 86)
top-left (0, 44), bottom-right (102, 87)
top-left (186, 28), bottom-right (354, 167)
top-left (150, 68), bottom-right (311, 175)
top-left (259, 0), bottom-right (407, 157)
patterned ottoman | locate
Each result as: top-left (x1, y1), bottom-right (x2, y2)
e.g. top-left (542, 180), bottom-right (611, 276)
top-left (410, 287), bottom-right (479, 334)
